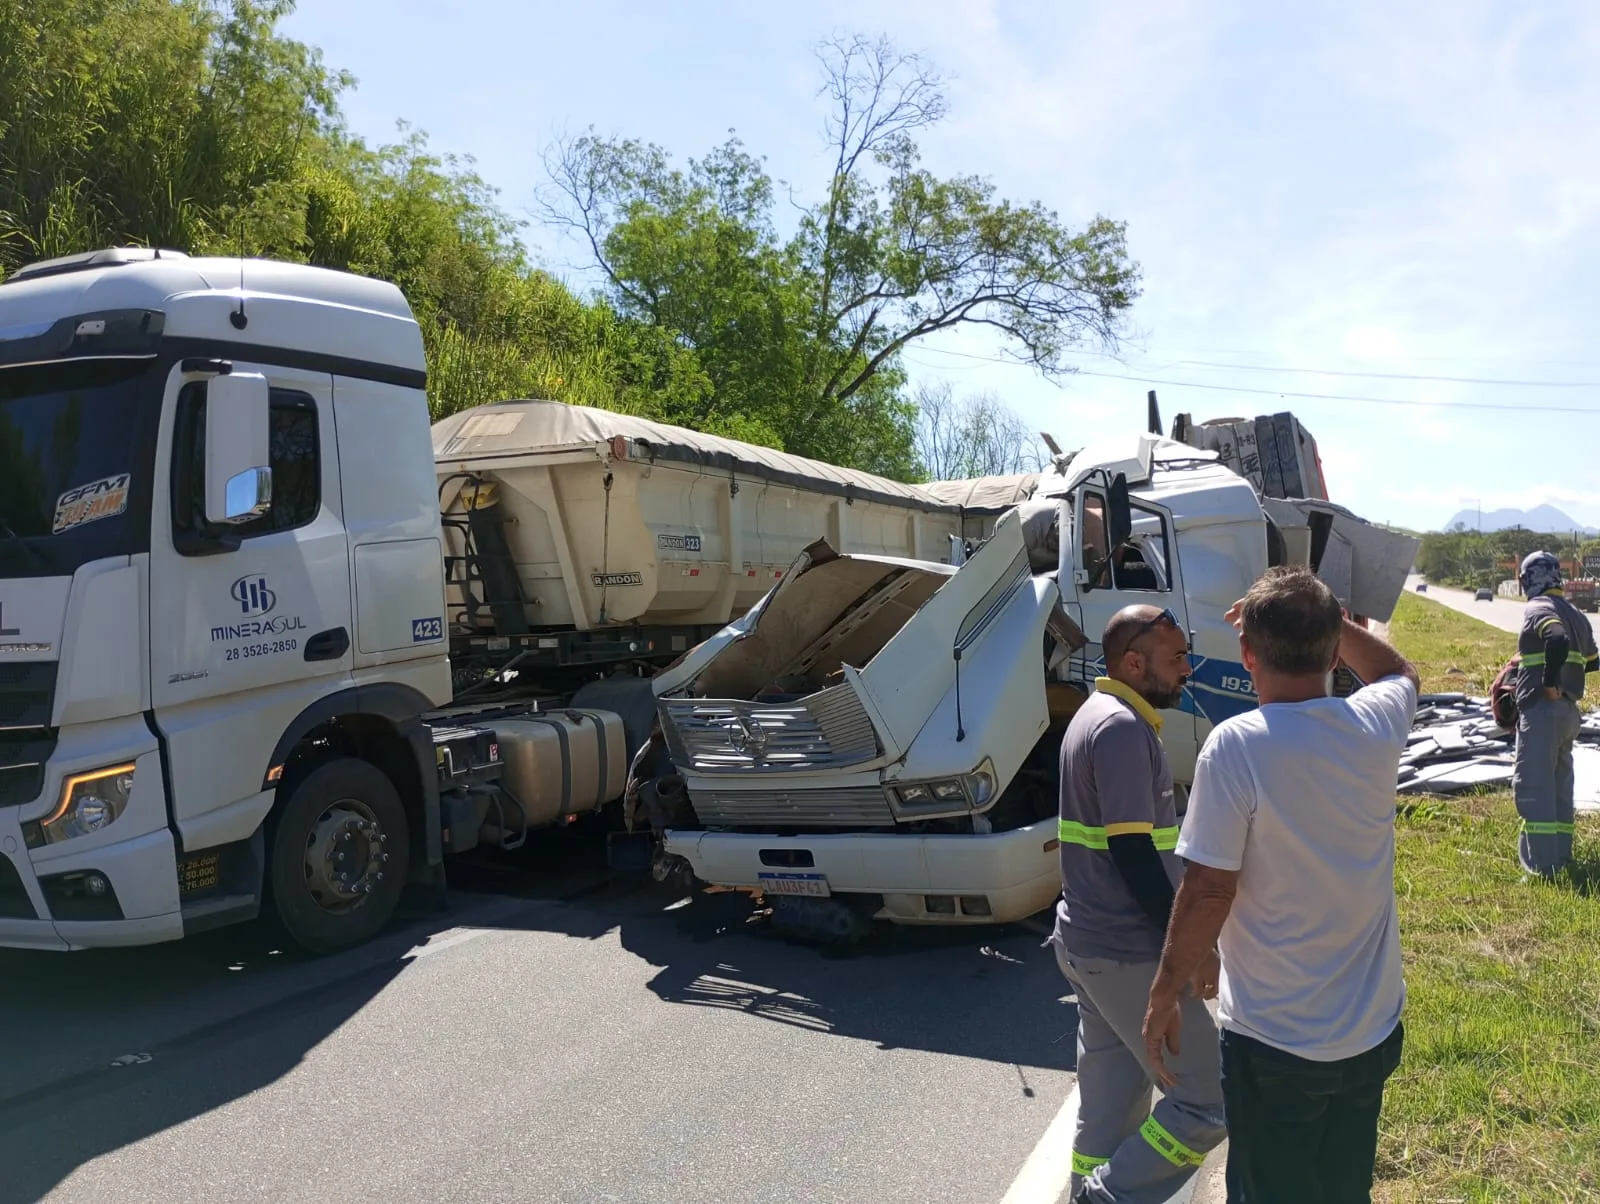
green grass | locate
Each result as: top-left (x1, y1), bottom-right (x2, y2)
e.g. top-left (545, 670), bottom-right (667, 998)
top-left (1387, 590), bottom-right (1518, 699)
top-left (1374, 597), bottom-right (1600, 1202)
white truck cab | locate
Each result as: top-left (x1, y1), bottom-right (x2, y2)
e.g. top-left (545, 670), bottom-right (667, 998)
top-left (0, 247), bottom-right (454, 952)
top-left (655, 431), bottom-right (1417, 938)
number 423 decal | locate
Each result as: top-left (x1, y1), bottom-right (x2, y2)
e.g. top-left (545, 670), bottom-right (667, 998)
top-left (412, 617), bottom-right (443, 642)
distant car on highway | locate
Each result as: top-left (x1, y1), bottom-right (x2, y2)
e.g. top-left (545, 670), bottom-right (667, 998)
top-left (1475, 587), bottom-right (1494, 601)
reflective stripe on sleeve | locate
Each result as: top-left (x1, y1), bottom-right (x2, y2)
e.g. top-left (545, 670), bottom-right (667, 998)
top-left (1059, 819), bottom-right (1181, 851)
top-left (1105, 821), bottom-right (1155, 836)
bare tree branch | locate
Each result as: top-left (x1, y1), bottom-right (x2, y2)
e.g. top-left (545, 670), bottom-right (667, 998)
top-left (914, 382), bottom-right (1045, 480)
top-left (533, 132), bottom-right (656, 315)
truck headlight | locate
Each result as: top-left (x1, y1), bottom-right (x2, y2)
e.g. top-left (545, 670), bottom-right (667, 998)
top-left (28, 764), bottom-right (137, 847)
top-left (968, 760), bottom-right (997, 806)
top-left (893, 760), bottom-right (999, 813)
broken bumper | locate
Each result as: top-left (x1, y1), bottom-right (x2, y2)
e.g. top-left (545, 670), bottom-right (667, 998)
top-left (662, 819), bottom-right (1061, 926)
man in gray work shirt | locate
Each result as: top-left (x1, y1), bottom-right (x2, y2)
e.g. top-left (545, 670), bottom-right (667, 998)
top-left (1050, 605), bottom-right (1226, 1204)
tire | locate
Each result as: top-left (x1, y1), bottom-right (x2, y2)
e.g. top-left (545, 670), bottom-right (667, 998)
top-left (267, 757), bottom-right (411, 956)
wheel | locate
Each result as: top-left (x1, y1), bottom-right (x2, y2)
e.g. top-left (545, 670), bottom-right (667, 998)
top-left (267, 757), bottom-right (411, 955)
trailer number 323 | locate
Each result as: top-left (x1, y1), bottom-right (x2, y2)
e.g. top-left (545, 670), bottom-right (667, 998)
top-left (411, 617), bottom-right (443, 642)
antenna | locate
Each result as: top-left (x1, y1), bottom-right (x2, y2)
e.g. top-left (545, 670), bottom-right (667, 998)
top-left (230, 217), bottom-right (249, 330)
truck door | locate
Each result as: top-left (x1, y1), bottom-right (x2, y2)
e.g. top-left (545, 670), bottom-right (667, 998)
top-left (149, 362), bottom-right (354, 844)
top-left (1067, 483), bottom-right (1199, 780)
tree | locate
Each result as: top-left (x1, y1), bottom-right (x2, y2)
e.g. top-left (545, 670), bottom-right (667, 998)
top-left (538, 31), bottom-right (1139, 479)
top-left (0, 0), bottom-right (714, 428)
top-left (795, 35), bottom-right (1138, 415)
top-left (912, 381), bottom-right (1045, 481)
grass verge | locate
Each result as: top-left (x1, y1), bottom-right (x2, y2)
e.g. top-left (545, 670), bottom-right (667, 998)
top-left (1376, 594), bottom-right (1600, 1203)
top-left (1387, 590), bottom-right (1518, 698)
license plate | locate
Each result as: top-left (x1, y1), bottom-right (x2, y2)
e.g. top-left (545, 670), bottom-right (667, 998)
top-left (758, 871), bottom-right (831, 897)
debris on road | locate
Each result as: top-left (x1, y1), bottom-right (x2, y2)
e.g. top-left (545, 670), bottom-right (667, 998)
top-left (1399, 693), bottom-right (1600, 813)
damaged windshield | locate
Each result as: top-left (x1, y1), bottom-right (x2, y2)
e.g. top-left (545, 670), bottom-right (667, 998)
top-left (0, 358), bottom-right (159, 577)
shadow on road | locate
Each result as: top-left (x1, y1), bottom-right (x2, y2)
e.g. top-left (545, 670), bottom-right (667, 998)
top-left (0, 830), bottom-right (1076, 1203)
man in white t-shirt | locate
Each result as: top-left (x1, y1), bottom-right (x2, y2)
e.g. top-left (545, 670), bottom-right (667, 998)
top-left (1140, 566), bottom-right (1418, 1203)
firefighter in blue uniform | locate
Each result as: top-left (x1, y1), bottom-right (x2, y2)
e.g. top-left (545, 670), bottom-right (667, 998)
top-left (1513, 551), bottom-right (1598, 878)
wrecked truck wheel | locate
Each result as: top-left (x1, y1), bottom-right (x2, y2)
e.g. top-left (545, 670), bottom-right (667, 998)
top-left (268, 758), bottom-right (411, 956)
top-left (768, 895), bottom-right (873, 945)
top-left (650, 846), bottom-right (699, 895)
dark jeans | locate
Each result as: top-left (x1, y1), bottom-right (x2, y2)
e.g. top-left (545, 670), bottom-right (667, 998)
top-left (1220, 1020), bottom-right (1404, 1204)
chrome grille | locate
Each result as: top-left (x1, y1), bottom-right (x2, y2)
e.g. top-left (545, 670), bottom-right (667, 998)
top-left (692, 785), bottom-right (893, 828)
top-left (660, 684), bottom-right (880, 774)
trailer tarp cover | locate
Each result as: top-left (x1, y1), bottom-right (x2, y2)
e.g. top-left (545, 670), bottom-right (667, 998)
top-left (433, 398), bottom-right (961, 513)
top-left (917, 473), bottom-right (1040, 513)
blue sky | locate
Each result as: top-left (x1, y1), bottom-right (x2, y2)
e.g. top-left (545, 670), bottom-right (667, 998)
top-left (283, 0), bottom-right (1600, 532)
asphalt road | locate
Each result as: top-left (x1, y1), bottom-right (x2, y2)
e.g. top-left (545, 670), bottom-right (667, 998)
top-left (1408, 574), bottom-right (1600, 639)
top-left (0, 833), bottom-right (1102, 1204)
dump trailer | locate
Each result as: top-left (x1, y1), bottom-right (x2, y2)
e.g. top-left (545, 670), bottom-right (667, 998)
top-left (653, 433), bottom-right (1419, 938)
top-left (430, 399), bottom-right (981, 692)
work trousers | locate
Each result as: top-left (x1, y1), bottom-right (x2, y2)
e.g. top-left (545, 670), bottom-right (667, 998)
top-left (1513, 695), bottom-right (1582, 876)
top-left (1220, 1021), bottom-right (1404, 1204)
top-left (1053, 944), bottom-right (1227, 1204)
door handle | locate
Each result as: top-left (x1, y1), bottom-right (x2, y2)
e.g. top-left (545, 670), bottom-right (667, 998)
top-left (304, 627), bottom-right (350, 662)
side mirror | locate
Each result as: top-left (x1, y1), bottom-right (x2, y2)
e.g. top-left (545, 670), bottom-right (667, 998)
top-left (204, 372), bottom-right (272, 526)
top-left (1107, 473), bottom-right (1133, 548)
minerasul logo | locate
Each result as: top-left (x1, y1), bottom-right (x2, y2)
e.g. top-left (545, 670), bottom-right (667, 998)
top-left (230, 575), bottom-right (277, 618)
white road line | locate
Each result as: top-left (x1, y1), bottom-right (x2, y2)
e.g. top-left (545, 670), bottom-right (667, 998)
top-left (999, 1083), bottom-right (1202, 1204)
top-left (1000, 1082), bottom-right (1080, 1204)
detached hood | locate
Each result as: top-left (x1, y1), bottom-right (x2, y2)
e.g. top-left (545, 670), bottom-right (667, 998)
top-left (653, 511), bottom-right (1038, 780)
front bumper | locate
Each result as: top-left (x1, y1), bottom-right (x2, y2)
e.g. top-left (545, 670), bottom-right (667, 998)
top-left (662, 819), bottom-right (1061, 926)
top-left (0, 722), bottom-right (182, 951)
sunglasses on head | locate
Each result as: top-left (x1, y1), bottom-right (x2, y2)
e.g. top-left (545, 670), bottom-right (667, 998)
top-left (1125, 607), bottom-right (1192, 658)
top-left (1130, 607), bottom-right (1181, 642)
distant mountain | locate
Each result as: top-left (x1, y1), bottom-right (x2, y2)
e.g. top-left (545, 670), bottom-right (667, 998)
top-left (1442, 505), bottom-right (1598, 535)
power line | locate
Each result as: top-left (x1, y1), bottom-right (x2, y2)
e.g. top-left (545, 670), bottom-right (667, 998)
top-left (904, 344), bottom-right (1600, 415)
top-left (1150, 358), bottom-right (1600, 389)
top-left (936, 342), bottom-right (1600, 388)
top-left (1065, 369), bottom-right (1600, 415)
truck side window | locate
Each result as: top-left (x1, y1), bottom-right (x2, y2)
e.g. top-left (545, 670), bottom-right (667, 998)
top-left (171, 381), bottom-right (321, 543)
top-left (1081, 493), bottom-right (1111, 588)
top-left (1110, 502), bottom-right (1172, 592)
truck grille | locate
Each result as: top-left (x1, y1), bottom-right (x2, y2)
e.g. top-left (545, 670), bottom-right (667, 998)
top-left (692, 785), bottom-right (894, 828)
top-left (0, 732), bottom-right (53, 809)
top-left (660, 684), bottom-right (880, 774)
top-left (0, 662), bottom-right (56, 729)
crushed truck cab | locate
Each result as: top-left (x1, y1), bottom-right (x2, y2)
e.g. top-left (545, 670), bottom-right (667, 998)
top-left (655, 431), bottom-right (1419, 932)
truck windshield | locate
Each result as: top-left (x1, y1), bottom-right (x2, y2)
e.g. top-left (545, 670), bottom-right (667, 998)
top-left (0, 358), bottom-right (158, 577)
